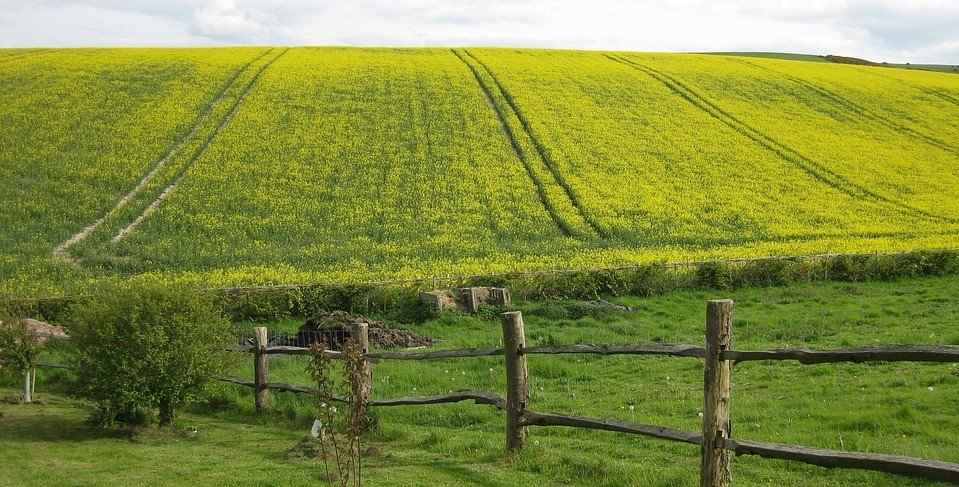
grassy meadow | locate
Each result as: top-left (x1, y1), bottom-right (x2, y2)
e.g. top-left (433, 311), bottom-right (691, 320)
top-left (3, 275), bottom-right (957, 485)
top-left (2, 48), bottom-right (958, 297)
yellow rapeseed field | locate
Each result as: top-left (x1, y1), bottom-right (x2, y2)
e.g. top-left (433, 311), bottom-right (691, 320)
top-left (1, 47), bottom-right (957, 296)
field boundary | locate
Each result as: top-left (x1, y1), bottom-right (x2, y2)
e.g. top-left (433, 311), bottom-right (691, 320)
top-left (210, 307), bottom-right (959, 484)
top-left (51, 48), bottom-right (275, 262)
top-left (606, 54), bottom-right (957, 225)
top-left (110, 47), bottom-right (289, 244)
top-left (460, 49), bottom-right (610, 239)
top-left (5, 248), bottom-right (959, 306)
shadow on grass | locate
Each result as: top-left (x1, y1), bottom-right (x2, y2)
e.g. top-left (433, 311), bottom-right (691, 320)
top-left (0, 405), bottom-right (131, 443)
top-left (429, 460), bottom-right (513, 487)
top-left (366, 457), bottom-right (513, 487)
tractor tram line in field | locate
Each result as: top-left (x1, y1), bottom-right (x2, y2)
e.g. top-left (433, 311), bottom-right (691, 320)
top-left (0, 49), bottom-right (60, 65)
top-left (733, 58), bottom-right (959, 154)
top-left (606, 54), bottom-right (958, 226)
top-left (463, 49), bottom-right (611, 240)
top-left (451, 48), bottom-right (576, 238)
top-left (109, 47), bottom-right (290, 245)
top-left (51, 47), bottom-right (277, 262)
top-left (867, 69), bottom-right (959, 108)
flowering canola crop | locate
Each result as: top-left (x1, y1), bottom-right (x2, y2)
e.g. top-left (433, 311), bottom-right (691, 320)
top-left (2, 47), bottom-right (957, 296)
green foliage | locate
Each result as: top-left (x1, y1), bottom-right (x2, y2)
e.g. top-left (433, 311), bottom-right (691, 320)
top-left (64, 283), bottom-right (232, 426)
top-left (7, 250), bottom-right (959, 324)
top-left (823, 250), bottom-right (959, 282)
top-left (695, 262), bottom-right (736, 289)
top-left (0, 310), bottom-right (42, 375)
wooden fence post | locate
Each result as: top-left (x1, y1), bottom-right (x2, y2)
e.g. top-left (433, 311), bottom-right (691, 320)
top-left (501, 311), bottom-right (529, 453)
top-left (702, 299), bottom-right (733, 487)
top-left (253, 327), bottom-right (269, 412)
top-left (352, 322), bottom-right (372, 409)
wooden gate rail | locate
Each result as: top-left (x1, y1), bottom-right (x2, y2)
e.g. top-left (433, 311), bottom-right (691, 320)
top-left (218, 375), bottom-right (505, 408)
top-left (227, 343), bottom-right (709, 360)
top-left (722, 345), bottom-right (959, 364)
top-left (721, 437), bottom-right (959, 483)
top-left (520, 409), bottom-right (702, 445)
top-left (229, 343), bottom-right (959, 363)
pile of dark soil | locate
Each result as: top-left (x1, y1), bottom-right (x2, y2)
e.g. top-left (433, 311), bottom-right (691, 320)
top-left (295, 310), bottom-right (433, 349)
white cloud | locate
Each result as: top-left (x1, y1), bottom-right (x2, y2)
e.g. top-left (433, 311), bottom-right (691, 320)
top-left (189, 0), bottom-right (269, 42)
top-left (0, 0), bottom-right (957, 63)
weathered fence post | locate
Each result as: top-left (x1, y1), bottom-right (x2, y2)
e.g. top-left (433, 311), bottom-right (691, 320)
top-left (501, 311), bottom-right (529, 453)
top-left (352, 322), bottom-right (372, 409)
top-left (702, 299), bottom-right (733, 487)
top-left (464, 288), bottom-right (480, 313)
top-left (253, 326), bottom-right (269, 412)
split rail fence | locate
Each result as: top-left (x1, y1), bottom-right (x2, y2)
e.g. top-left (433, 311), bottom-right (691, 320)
top-left (28, 300), bottom-right (959, 485)
top-left (222, 300), bottom-right (959, 486)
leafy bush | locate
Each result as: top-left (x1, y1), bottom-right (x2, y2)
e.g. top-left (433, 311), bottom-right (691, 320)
top-left (695, 262), bottom-right (735, 289)
top-left (734, 258), bottom-right (797, 287)
top-left (65, 284), bottom-right (232, 426)
top-left (0, 310), bottom-right (42, 377)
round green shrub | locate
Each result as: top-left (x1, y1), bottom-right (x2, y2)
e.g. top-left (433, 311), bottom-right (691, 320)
top-left (65, 283), bottom-right (232, 426)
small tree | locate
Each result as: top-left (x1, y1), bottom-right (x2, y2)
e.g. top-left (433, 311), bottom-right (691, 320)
top-left (0, 312), bottom-right (44, 402)
top-left (65, 283), bottom-right (231, 426)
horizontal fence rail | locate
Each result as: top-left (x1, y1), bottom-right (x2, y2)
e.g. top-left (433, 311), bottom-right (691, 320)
top-left (721, 438), bottom-right (959, 483)
top-left (218, 375), bottom-right (505, 409)
top-left (226, 343), bottom-right (709, 360)
top-left (524, 343), bottom-right (705, 358)
top-left (520, 410), bottom-right (702, 445)
top-left (722, 344), bottom-right (959, 364)
top-left (228, 342), bottom-right (959, 364)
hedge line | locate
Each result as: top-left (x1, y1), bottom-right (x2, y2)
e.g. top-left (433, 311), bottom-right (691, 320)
top-left (4, 250), bottom-right (958, 323)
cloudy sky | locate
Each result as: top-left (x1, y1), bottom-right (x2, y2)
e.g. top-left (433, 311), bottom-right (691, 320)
top-left (1, 1), bottom-right (957, 64)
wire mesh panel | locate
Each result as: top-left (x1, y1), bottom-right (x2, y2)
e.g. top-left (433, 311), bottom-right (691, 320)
top-left (234, 329), bottom-right (353, 350)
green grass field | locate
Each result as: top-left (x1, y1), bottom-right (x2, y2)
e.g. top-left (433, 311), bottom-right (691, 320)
top-left (2, 47), bottom-right (959, 297)
top-left (3, 275), bottom-right (957, 485)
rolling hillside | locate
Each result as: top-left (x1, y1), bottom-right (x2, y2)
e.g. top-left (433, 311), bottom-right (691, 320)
top-left (2, 47), bottom-right (958, 296)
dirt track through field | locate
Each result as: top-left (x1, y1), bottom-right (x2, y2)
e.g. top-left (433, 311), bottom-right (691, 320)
top-left (454, 49), bottom-right (608, 240)
top-left (110, 48), bottom-right (290, 244)
top-left (867, 70), bottom-right (959, 108)
top-left (51, 48), bottom-right (275, 262)
top-left (464, 49), bottom-right (610, 239)
top-left (0, 49), bottom-right (60, 65)
top-left (451, 49), bottom-right (574, 238)
top-left (606, 54), bottom-right (957, 225)
top-left (733, 58), bottom-right (959, 154)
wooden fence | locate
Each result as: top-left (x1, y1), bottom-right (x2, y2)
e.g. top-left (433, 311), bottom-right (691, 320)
top-left (223, 300), bottom-right (959, 486)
